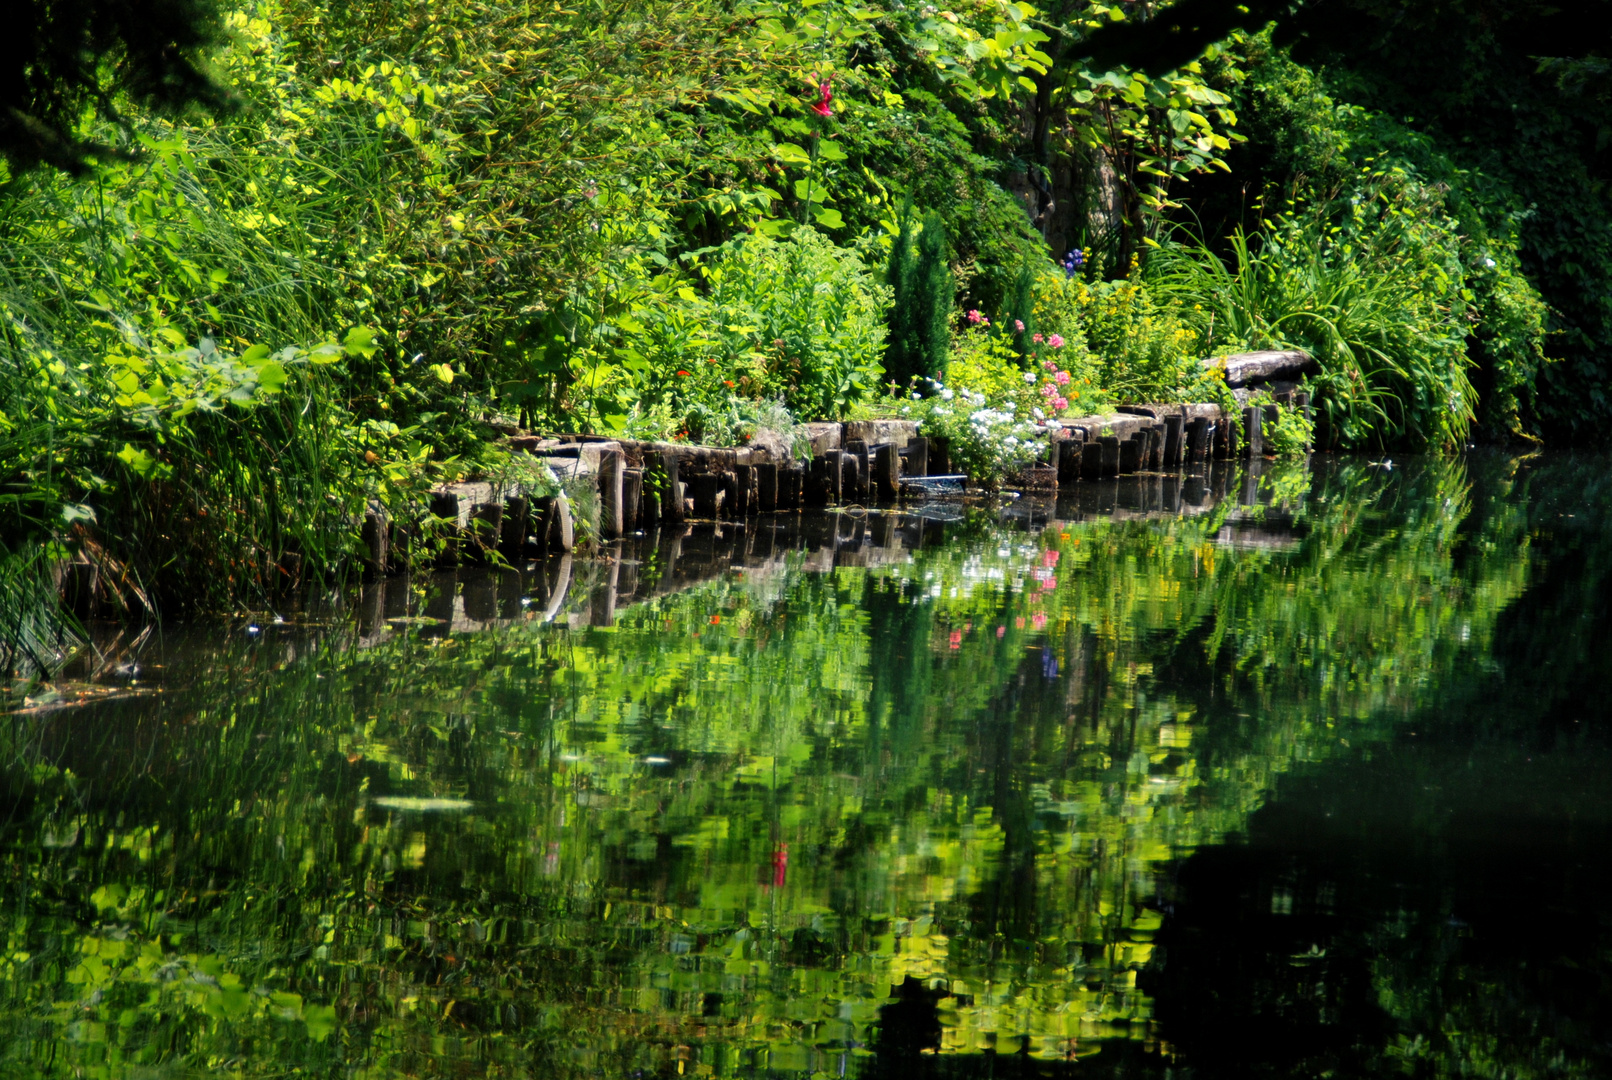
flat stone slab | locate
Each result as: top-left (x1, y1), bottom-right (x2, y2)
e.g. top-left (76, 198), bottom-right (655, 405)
top-left (843, 419), bottom-right (919, 448)
top-left (800, 422), bottom-right (843, 454)
top-left (1207, 350), bottom-right (1316, 388)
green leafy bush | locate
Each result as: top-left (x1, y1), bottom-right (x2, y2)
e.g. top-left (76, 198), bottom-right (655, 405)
top-left (1152, 175), bottom-right (1477, 449)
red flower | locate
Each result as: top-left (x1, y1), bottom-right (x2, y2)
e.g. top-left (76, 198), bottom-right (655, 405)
top-left (676, 370), bottom-right (690, 376)
top-left (811, 81), bottom-right (833, 118)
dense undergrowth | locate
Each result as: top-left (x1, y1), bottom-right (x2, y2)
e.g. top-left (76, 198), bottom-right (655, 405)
top-left (0, 0), bottom-right (1596, 650)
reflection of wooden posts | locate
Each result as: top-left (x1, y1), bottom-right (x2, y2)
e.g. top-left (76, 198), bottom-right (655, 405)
top-left (540, 554), bottom-right (573, 623)
top-left (499, 496), bottom-right (528, 564)
top-left (1243, 406), bottom-right (1262, 458)
top-left (463, 570), bottom-right (498, 622)
top-left (1163, 414), bottom-right (1184, 468)
top-left (1057, 437), bottom-right (1084, 485)
top-left (592, 555), bottom-right (620, 626)
top-left (660, 452), bottom-right (685, 523)
top-left (875, 443), bottom-right (900, 500)
top-left (906, 437), bottom-right (929, 478)
top-left (1098, 436), bottom-right (1121, 476)
top-left (599, 448), bottom-right (624, 538)
top-left (756, 462), bottom-right (778, 511)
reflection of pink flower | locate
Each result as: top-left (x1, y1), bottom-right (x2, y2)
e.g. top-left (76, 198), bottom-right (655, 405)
top-left (811, 81), bottom-right (833, 118)
top-left (948, 629), bottom-right (962, 649)
top-left (1055, 370), bottom-right (1070, 385)
top-left (1015, 616), bottom-right (1025, 629)
top-left (1031, 612), bottom-right (1047, 630)
top-left (997, 625), bottom-right (1006, 638)
top-left (1048, 334), bottom-right (1065, 349)
top-left (1039, 576), bottom-right (1057, 590)
top-left (1042, 549), bottom-right (1060, 567)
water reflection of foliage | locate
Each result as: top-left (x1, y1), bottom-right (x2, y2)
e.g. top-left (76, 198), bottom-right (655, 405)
top-left (0, 456), bottom-right (1539, 1075)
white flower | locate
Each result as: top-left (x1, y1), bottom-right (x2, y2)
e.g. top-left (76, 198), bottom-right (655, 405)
top-left (941, 388), bottom-right (954, 401)
top-left (1023, 372), bottom-right (1036, 384)
top-left (1032, 407), bottom-right (1045, 420)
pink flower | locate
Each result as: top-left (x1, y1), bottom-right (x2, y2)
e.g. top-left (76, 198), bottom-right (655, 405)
top-left (1042, 360), bottom-right (1056, 371)
top-left (1055, 370), bottom-right (1070, 385)
top-left (811, 81), bottom-right (833, 118)
top-left (1033, 333), bottom-right (1044, 344)
top-left (1014, 319), bottom-right (1025, 332)
top-left (966, 309), bottom-right (982, 324)
top-left (1055, 397), bottom-right (1069, 411)
top-left (1042, 384), bottom-right (1058, 398)
top-left (1048, 334), bottom-right (1065, 349)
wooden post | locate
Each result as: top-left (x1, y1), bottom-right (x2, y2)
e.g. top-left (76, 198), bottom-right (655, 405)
top-left (621, 469), bottom-right (642, 533)
top-left (1098, 435), bottom-right (1121, 477)
top-left (429, 490), bottom-right (460, 567)
top-left (906, 436), bottom-right (929, 478)
top-left (499, 496), bottom-right (528, 564)
top-left (1223, 415), bottom-right (1239, 461)
top-left (547, 492), bottom-right (575, 551)
top-left (844, 439), bottom-right (870, 502)
top-left (875, 443), bottom-right (900, 500)
top-left (640, 469), bottom-right (660, 529)
top-left (1186, 417), bottom-right (1210, 462)
top-left (756, 462), bottom-right (778, 511)
top-left (1243, 406), bottom-right (1263, 458)
top-left (660, 452), bottom-right (685, 523)
top-left (1163, 414), bottom-right (1184, 468)
top-left (1057, 437), bottom-right (1084, 485)
top-left (805, 456), bottom-right (831, 506)
top-left (732, 464), bottom-right (753, 517)
top-left (929, 436), bottom-right (951, 477)
top-left (361, 508), bottom-right (389, 579)
top-left (1295, 390), bottom-right (1313, 451)
top-left (689, 473), bottom-right (722, 518)
top-left (1118, 435), bottom-right (1143, 474)
top-left (1081, 441), bottom-right (1104, 480)
top-left (599, 448), bottom-right (624, 538)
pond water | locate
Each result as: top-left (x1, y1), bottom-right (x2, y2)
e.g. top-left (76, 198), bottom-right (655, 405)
top-left (5, 453), bottom-right (1612, 1078)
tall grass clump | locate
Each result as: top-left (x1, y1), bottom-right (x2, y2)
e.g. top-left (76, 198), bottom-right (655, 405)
top-left (1151, 174), bottom-right (1478, 450)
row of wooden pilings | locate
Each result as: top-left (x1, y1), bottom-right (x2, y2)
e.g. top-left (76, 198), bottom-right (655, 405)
top-left (359, 392), bottom-right (1310, 576)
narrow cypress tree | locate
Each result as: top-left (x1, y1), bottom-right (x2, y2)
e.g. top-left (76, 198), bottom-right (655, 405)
top-left (885, 199), bottom-right (952, 389)
top-left (1002, 261), bottom-right (1037, 362)
top-left (913, 211), bottom-right (951, 381)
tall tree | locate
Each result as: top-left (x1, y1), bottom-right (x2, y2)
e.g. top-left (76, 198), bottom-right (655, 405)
top-left (1, 0), bottom-right (227, 173)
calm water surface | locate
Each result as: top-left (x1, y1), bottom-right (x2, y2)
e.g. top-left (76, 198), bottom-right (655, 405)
top-left (5, 454), bottom-right (1611, 1078)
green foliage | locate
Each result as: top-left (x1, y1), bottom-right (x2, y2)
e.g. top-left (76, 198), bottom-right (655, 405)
top-left (1036, 265), bottom-right (1209, 405)
top-left (1192, 37), bottom-right (1552, 442)
top-left (1152, 180), bottom-right (1477, 450)
top-left (883, 203), bottom-right (952, 389)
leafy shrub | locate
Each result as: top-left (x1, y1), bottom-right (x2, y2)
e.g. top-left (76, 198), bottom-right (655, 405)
top-left (607, 229), bottom-right (888, 434)
top-left (899, 388), bottom-right (1054, 488)
top-left (1034, 266), bottom-right (1208, 405)
top-left (1152, 175), bottom-right (1477, 450)
top-left (945, 314), bottom-right (1094, 420)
